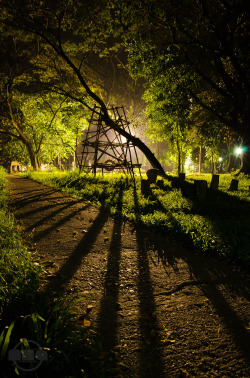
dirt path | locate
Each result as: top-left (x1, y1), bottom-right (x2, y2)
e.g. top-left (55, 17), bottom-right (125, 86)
top-left (7, 175), bottom-right (250, 377)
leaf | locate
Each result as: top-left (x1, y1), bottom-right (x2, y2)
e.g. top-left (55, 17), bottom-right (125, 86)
top-left (83, 319), bottom-right (91, 327)
top-left (1, 321), bottom-right (16, 359)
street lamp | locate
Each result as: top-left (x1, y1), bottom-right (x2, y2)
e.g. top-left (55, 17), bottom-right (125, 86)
top-left (234, 146), bottom-right (245, 169)
top-left (218, 157), bottom-right (223, 173)
top-left (235, 147), bottom-right (243, 156)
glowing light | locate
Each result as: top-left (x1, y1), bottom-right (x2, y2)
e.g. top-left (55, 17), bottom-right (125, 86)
top-left (218, 157), bottom-right (223, 162)
top-left (185, 155), bottom-right (192, 167)
top-left (235, 147), bottom-right (243, 155)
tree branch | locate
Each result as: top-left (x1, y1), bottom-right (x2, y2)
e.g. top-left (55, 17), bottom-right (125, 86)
top-left (0, 129), bottom-right (21, 139)
top-left (188, 89), bottom-right (235, 130)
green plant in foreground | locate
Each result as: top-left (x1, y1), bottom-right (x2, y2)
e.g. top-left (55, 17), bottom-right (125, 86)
top-left (0, 168), bottom-right (41, 315)
top-left (0, 296), bottom-right (109, 377)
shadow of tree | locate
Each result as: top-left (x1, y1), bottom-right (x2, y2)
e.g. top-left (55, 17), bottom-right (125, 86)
top-left (41, 190), bottom-right (112, 299)
top-left (133, 187), bottom-right (166, 378)
top-left (142, 228), bottom-right (250, 368)
top-left (95, 185), bottom-right (124, 351)
top-left (148, 181), bottom-right (250, 266)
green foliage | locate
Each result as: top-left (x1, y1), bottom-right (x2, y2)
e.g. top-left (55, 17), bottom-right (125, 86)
top-left (0, 168), bottom-right (118, 377)
top-left (0, 296), bottom-right (115, 377)
top-left (25, 171), bottom-right (250, 267)
top-left (124, 0), bottom-right (250, 173)
top-left (0, 167), bottom-right (40, 316)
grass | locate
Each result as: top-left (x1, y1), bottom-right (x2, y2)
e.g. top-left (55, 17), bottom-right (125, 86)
top-left (3, 168), bottom-right (249, 374)
top-left (0, 167), bottom-right (119, 377)
top-left (0, 167), bottom-right (40, 317)
top-left (24, 170), bottom-right (250, 268)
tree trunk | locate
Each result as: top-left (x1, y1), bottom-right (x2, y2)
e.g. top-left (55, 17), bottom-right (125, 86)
top-left (226, 154), bottom-right (234, 172)
top-left (7, 85), bottom-right (40, 171)
top-left (102, 112), bottom-right (167, 177)
top-left (199, 146), bottom-right (202, 174)
top-left (176, 139), bottom-right (181, 174)
top-left (181, 154), bottom-right (185, 173)
top-left (234, 132), bottom-right (250, 174)
top-left (238, 151), bottom-right (250, 174)
top-left (26, 142), bottom-right (39, 170)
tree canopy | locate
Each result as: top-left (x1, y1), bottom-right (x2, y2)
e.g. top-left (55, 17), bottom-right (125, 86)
top-left (0, 0), bottom-right (249, 174)
top-left (123, 0), bottom-right (250, 172)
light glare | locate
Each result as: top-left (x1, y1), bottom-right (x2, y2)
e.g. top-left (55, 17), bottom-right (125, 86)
top-left (235, 147), bottom-right (243, 155)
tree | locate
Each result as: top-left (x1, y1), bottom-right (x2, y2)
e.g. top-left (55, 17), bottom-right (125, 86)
top-left (122, 0), bottom-right (250, 173)
top-left (0, 34), bottom-right (84, 170)
top-left (143, 88), bottom-right (191, 174)
top-left (0, 0), bottom-right (166, 175)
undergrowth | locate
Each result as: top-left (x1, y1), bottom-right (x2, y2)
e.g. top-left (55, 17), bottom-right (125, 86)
top-left (25, 170), bottom-right (250, 267)
top-left (0, 167), bottom-right (40, 317)
top-left (0, 168), bottom-right (117, 377)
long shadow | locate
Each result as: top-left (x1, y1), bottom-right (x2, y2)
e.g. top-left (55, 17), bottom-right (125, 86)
top-left (144, 227), bottom-right (250, 369)
top-left (194, 189), bottom-right (250, 262)
top-left (33, 204), bottom-right (91, 242)
top-left (8, 178), bottom-right (59, 208)
top-left (41, 187), bottom-right (117, 299)
top-left (149, 181), bottom-right (250, 272)
top-left (134, 187), bottom-right (166, 378)
top-left (199, 279), bottom-right (250, 366)
top-left (164, 175), bottom-right (250, 265)
top-left (96, 185), bottom-right (124, 351)
top-left (12, 191), bottom-right (68, 207)
top-left (141, 190), bottom-right (189, 274)
top-left (14, 200), bottom-right (75, 221)
top-left (41, 205), bottom-right (110, 298)
top-left (23, 199), bottom-right (87, 234)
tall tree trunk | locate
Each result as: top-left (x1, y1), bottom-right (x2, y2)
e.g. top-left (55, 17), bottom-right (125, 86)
top-left (26, 142), bottom-right (39, 170)
top-left (7, 85), bottom-right (40, 171)
top-left (181, 153), bottom-right (185, 173)
top-left (238, 151), bottom-right (250, 174)
top-left (226, 154), bottom-right (234, 172)
top-left (199, 146), bottom-right (202, 174)
top-left (176, 139), bottom-right (181, 174)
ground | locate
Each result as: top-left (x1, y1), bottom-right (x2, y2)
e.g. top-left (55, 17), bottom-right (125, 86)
top-left (7, 175), bottom-right (250, 377)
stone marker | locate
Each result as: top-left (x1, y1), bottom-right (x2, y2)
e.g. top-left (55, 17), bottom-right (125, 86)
top-left (156, 179), bottom-right (164, 189)
top-left (229, 179), bottom-right (239, 191)
top-left (210, 174), bottom-right (219, 190)
top-left (181, 181), bottom-right (194, 198)
top-left (146, 169), bottom-right (159, 184)
top-left (194, 180), bottom-right (207, 201)
top-left (171, 173), bottom-right (185, 189)
top-left (141, 179), bottom-right (151, 197)
top-left (178, 173), bottom-right (186, 184)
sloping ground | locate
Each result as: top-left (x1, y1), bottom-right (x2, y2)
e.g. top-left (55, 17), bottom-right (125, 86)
top-left (7, 175), bottom-right (250, 377)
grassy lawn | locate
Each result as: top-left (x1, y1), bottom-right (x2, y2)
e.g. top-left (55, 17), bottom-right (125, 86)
top-left (25, 170), bottom-right (250, 268)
